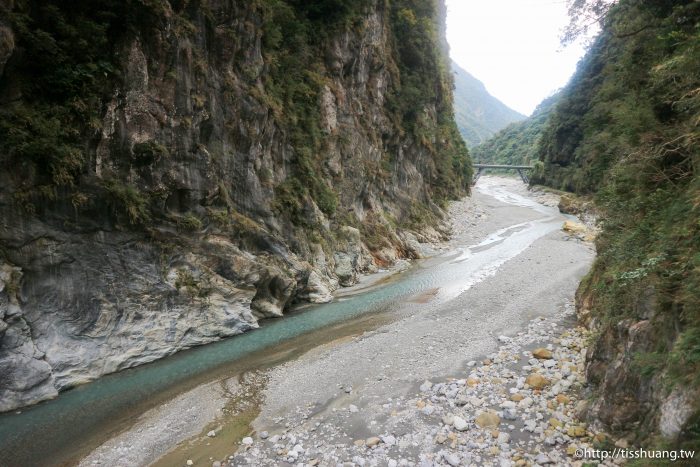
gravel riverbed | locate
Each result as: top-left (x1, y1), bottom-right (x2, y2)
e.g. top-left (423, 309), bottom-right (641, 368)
top-left (215, 177), bottom-right (600, 467)
top-left (227, 310), bottom-right (611, 467)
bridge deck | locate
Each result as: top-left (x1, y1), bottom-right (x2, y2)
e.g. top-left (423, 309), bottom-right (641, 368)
top-left (472, 164), bottom-right (533, 185)
top-left (473, 164), bottom-right (534, 170)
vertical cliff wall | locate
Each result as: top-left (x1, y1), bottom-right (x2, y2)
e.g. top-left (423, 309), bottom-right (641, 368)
top-left (0, 0), bottom-right (471, 411)
top-left (534, 0), bottom-right (700, 449)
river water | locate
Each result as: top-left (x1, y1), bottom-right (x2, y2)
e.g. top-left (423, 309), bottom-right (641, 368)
top-left (0, 179), bottom-right (566, 467)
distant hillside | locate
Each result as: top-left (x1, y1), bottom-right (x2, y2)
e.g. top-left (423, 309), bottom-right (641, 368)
top-left (471, 93), bottom-right (559, 165)
top-left (451, 61), bottom-right (526, 148)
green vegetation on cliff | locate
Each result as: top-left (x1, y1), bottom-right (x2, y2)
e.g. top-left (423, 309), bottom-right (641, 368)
top-left (387, 1), bottom-right (472, 204)
top-left (0, 0), bottom-right (470, 236)
top-left (0, 0), bottom-right (472, 416)
top-left (471, 93), bottom-right (558, 166)
top-left (0, 0), bottom-right (127, 200)
top-left (251, 0), bottom-right (472, 220)
top-left (533, 0), bottom-right (700, 447)
top-left (257, 0), bottom-right (375, 219)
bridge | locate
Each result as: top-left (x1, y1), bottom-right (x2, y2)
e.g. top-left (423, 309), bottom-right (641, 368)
top-left (472, 164), bottom-right (534, 185)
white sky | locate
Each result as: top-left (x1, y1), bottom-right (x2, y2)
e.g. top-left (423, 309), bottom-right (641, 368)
top-left (446, 0), bottom-right (589, 116)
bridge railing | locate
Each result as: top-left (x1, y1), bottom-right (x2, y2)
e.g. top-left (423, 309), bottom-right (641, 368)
top-left (472, 164), bottom-right (534, 185)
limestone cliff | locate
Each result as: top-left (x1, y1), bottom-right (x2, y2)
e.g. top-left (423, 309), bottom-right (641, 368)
top-left (0, 0), bottom-right (471, 411)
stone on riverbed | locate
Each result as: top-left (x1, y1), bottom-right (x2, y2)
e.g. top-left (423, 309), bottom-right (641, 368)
top-left (475, 411), bottom-right (500, 428)
top-left (453, 416), bottom-right (468, 431)
top-left (525, 373), bottom-right (549, 389)
top-left (444, 452), bottom-right (461, 466)
top-left (224, 304), bottom-right (596, 467)
top-left (562, 220), bottom-right (587, 234)
top-left (519, 397), bottom-right (534, 408)
top-left (532, 348), bottom-right (553, 359)
top-left (567, 425), bottom-right (587, 437)
top-left (366, 436), bottom-right (381, 447)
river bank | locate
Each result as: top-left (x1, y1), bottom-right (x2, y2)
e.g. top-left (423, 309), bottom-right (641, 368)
top-left (74, 176), bottom-right (595, 466)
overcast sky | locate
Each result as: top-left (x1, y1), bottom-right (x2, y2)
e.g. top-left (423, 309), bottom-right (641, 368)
top-left (445, 0), bottom-right (589, 116)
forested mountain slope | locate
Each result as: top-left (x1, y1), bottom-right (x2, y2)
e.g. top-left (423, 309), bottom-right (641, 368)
top-left (451, 60), bottom-right (525, 148)
top-left (471, 93), bottom-right (558, 165)
top-left (0, 0), bottom-right (471, 412)
top-left (533, 0), bottom-right (700, 448)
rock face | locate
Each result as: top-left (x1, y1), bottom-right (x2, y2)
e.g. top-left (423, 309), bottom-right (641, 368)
top-left (0, 24), bottom-right (12, 77)
top-left (579, 287), bottom-right (699, 443)
top-left (0, 262), bottom-right (58, 410)
top-left (0, 0), bottom-right (471, 411)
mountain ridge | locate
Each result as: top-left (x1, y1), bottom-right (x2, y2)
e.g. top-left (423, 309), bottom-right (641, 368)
top-left (451, 60), bottom-right (526, 148)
